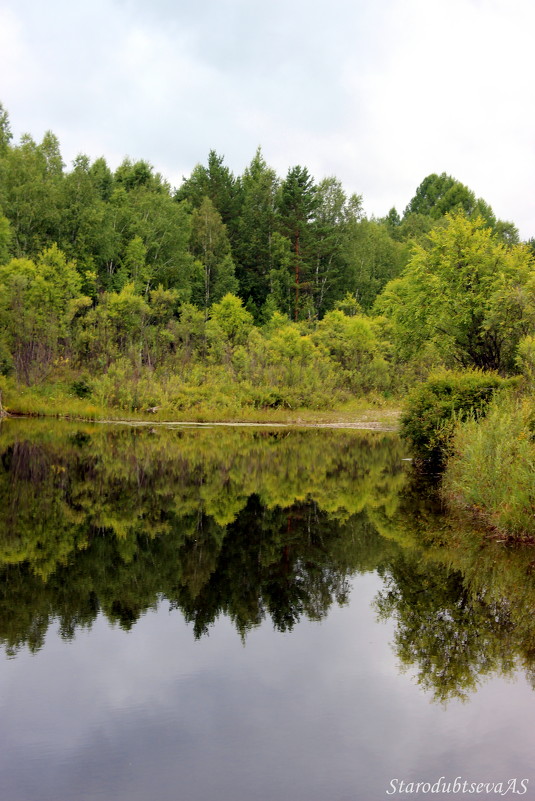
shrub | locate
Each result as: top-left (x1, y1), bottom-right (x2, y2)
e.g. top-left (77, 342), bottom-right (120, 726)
top-left (400, 369), bottom-right (516, 466)
top-left (0, 337), bottom-right (13, 376)
top-left (71, 377), bottom-right (92, 398)
top-left (516, 335), bottom-right (535, 388)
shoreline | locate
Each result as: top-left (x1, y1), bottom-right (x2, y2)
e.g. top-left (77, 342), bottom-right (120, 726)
top-left (2, 411), bottom-right (401, 432)
top-left (91, 418), bottom-right (400, 431)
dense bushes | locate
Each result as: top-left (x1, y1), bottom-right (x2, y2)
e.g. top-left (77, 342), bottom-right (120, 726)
top-left (400, 370), bottom-right (516, 465)
top-left (0, 288), bottom-right (396, 414)
top-left (400, 366), bottom-right (534, 538)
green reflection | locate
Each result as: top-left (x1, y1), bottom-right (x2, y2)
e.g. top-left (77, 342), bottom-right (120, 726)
top-left (0, 420), bottom-right (404, 649)
top-left (374, 476), bottom-right (535, 702)
top-left (0, 419), bottom-right (534, 705)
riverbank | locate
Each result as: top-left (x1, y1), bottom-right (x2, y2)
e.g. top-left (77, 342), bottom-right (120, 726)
top-left (0, 378), bottom-right (401, 430)
top-left (442, 392), bottom-right (535, 541)
top-left (91, 416), bottom-right (400, 430)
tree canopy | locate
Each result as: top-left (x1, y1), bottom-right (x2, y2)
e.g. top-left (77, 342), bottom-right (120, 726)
top-left (0, 101), bottom-right (533, 401)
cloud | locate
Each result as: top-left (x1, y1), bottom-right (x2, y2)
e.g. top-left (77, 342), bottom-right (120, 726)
top-left (1, 0), bottom-right (534, 236)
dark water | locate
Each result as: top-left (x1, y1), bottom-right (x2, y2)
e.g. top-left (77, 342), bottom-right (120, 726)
top-left (0, 419), bottom-right (534, 801)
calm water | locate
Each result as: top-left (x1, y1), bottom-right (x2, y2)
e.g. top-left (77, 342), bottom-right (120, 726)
top-left (0, 419), bottom-right (534, 801)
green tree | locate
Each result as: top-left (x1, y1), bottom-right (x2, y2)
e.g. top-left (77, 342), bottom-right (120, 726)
top-left (376, 214), bottom-right (535, 372)
top-left (0, 102), bottom-right (13, 155)
top-left (309, 178), bottom-right (364, 316)
top-left (105, 182), bottom-right (194, 295)
top-left (190, 197), bottom-right (238, 311)
top-left (175, 150), bottom-right (242, 232)
top-left (234, 148), bottom-right (279, 313)
top-left (105, 283), bottom-right (150, 352)
top-left (0, 133), bottom-right (64, 256)
top-left (89, 157), bottom-right (114, 201)
top-left (312, 309), bottom-right (390, 393)
top-left (206, 293), bottom-right (254, 357)
top-left (0, 214), bottom-right (12, 264)
top-left (114, 158), bottom-right (165, 193)
top-left (277, 165), bottom-right (318, 320)
top-left (383, 207), bottom-right (401, 238)
top-left (343, 217), bottom-right (407, 309)
top-left (264, 232), bottom-right (294, 319)
top-left (57, 154), bottom-right (116, 275)
top-left (0, 245), bottom-right (89, 381)
top-left (116, 235), bottom-right (149, 292)
top-left (404, 173), bottom-right (477, 219)
top-left (403, 173), bottom-right (518, 244)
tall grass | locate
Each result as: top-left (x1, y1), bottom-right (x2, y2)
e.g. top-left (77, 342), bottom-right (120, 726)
top-left (0, 372), bottom-right (397, 425)
top-left (443, 392), bottom-right (535, 538)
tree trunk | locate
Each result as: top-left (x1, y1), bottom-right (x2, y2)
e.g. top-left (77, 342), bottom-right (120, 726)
top-left (0, 389), bottom-right (7, 418)
top-left (294, 230), bottom-right (300, 322)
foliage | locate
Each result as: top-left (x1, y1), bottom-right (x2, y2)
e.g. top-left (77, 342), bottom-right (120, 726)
top-left (443, 391), bottom-right (535, 537)
top-left (233, 148), bottom-right (279, 311)
top-left (516, 334), bottom-right (535, 387)
top-left (343, 217), bottom-right (408, 309)
top-left (206, 293), bottom-right (254, 349)
top-left (403, 171), bottom-right (518, 244)
top-left (377, 214), bottom-right (535, 372)
top-left (0, 213), bottom-right (11, 264)
top-left (0, 245), bottom-right (89, 382)
top-left (400, 369), bottom-right (515, 465)
top-left (312, 309), bottom-right (391, 393)
top-left (190, 197), bottom-right (238, 309)
top-left (1, 102), bottom-right (534, 427)
top-left (175, 149), bottom-right (241, 231)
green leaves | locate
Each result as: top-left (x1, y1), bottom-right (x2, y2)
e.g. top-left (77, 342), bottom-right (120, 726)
top-left (377, 214), bottom-right (535, 372)
top-left (399, 368), bottom-right (515, 465)
top-left (207, 293), bottom-right (254, 349)
top-left (0, 245), bottom-right (88, 381)
top-left (190, 197), bottom-right (238, 310)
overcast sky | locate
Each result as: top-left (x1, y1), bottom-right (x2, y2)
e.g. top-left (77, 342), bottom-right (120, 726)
top-left (1, 0), bottom-right (534, 238)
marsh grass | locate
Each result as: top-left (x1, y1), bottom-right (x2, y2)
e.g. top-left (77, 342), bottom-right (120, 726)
top-left (0, 374), bottom-right (399, 427)
top-left (443, 392), bottom-right (535, 538)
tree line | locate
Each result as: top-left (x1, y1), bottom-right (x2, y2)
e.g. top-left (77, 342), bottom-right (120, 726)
top-left (0, 101), bottom-right (534, 403)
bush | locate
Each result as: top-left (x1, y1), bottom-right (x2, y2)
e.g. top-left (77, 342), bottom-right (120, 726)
top-left (400, 369), bottom-right (516, 466)
top-left (516, 335), bottom-right (535, 388)
top-left (0, 338), bottom-right (13, 377)
top-left (71, 377), bottom-right (92, 398)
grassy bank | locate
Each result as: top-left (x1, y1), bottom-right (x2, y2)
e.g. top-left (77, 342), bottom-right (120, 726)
top-left (0, 375), bottom-right (400, 428)
top-left (442, 392), bottom-right (535, 540)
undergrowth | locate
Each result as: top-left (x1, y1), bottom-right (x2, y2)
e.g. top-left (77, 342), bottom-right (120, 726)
top-left (443, 391), bottom-right (535, 538)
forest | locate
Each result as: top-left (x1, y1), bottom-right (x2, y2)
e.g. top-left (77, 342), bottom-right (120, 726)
top-left (0, 101), bottom-right (534, 537)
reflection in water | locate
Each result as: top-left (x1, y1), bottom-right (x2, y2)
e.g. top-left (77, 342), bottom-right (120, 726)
top-left (0, 419), bottom-right (534, 703)
top-left (373, 475), bottom-right (535, 702)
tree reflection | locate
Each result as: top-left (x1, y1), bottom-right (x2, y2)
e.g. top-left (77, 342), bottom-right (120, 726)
top-left (0, 420), bottom-right (402, 651)
top-left (0, 419), bottom-right (534, 705)
top-left (374, 475), bottom-right (535, 702)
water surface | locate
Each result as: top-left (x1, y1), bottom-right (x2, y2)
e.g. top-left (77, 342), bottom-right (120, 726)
top-left (0, 420), bottom-right (533, 800)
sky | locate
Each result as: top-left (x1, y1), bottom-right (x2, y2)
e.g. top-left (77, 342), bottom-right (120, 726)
top-left (1, 0), bottom-right (534, 238)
